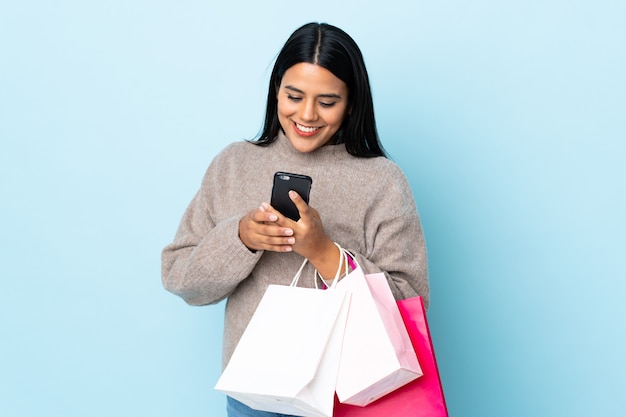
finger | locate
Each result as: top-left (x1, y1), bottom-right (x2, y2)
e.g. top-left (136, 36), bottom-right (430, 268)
top-left (263, 234), bottom-right (296, 247)
top-left (289, 190), bottom-right (310, 216)
top-left (256, 221), bottom-right (294, 238)
top-left (253, 203), bottom-right (279, 223)
top-left (242, 224), bottom-right (294, 252)
top-left (264, 202), bottom-right (295, 225)
top-left (253, 228), bottom-right (296, 252)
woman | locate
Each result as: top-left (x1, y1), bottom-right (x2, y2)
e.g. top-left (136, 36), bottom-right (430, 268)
top-left (161, 22), bottom-right (429, 417)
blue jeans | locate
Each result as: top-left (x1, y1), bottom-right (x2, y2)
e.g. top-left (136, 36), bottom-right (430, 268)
top-left (226, 397), bottom-right (301, 417)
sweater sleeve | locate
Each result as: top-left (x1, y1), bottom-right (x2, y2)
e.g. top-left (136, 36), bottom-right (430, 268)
top-left (352, 209), bottom-right (429, 308)
top-left (339, 162), bottom-right (429, 308)
top-left (161, 164), bottom-right (263, 306)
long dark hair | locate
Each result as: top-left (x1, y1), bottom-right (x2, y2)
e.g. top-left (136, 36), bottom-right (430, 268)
top-left (254, 22), bottom-right (386, 158)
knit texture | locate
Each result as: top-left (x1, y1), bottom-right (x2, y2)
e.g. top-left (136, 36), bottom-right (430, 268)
top-left (162, 132), bottom-right (429, 368)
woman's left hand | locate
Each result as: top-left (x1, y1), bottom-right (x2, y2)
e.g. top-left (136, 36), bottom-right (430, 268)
top-left (267, 190), bottom-right (341, 279)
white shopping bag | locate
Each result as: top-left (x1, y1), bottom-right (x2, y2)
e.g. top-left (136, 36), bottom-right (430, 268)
top-left (336, 259), bottom-right (423, 406)
top-left (215, 259), bottom-right (351, 417)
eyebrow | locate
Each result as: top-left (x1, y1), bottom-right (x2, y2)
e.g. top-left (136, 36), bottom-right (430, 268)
top-left (284, 85), bottom-right (343, 100)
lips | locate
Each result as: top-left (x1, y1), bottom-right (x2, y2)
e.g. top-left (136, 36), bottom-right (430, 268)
top-left (293, 121), bottom-right (321, 136)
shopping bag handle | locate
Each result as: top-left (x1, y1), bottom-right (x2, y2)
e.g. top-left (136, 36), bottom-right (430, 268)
top-left (314, 243), bottom-right (362, 289)
top-left (291, 242), bottom-right (346, 290)
top-left (314, 243), bottom-right (346, 290)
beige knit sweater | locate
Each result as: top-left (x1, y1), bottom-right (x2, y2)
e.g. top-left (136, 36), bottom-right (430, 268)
top-left (161, 132), bottom-right (429, 367)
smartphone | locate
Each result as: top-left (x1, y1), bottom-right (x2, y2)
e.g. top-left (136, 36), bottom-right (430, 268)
top-left (270, 172), bottom-right (313, 221)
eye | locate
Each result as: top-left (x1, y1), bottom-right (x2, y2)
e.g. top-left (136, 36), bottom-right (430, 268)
top-left (319, 101), bottom-right (336, 108)
top-left (287, 94), bottom-right (302, 102)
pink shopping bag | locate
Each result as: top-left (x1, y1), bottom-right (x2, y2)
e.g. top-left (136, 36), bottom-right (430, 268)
top-left (333, 296), bottom-right (448, 417)
top-left (335, 271), bottom-right (422, 406)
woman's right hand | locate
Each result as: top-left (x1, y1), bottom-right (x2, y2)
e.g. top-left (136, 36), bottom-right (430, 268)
top-left (238, 203), bottom-right (296, 252)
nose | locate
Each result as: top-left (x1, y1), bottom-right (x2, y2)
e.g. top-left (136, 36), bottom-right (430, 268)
top-left (299, 99), bottom-right (317, 123)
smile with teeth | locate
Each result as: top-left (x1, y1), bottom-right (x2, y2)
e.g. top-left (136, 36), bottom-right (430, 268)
top-left (294, 122), bottom-right (321, 133)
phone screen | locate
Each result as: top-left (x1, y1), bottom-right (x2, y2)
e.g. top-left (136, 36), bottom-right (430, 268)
top-left (270, 172), bottom-right (312, 221)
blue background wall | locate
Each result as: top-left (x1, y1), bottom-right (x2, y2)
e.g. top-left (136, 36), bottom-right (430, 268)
top-left (1, 1), bottom-right (624, 416)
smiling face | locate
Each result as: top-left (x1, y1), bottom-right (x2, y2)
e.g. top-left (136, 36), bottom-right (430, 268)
top-left (276, 63), bottom-right (350, 153)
